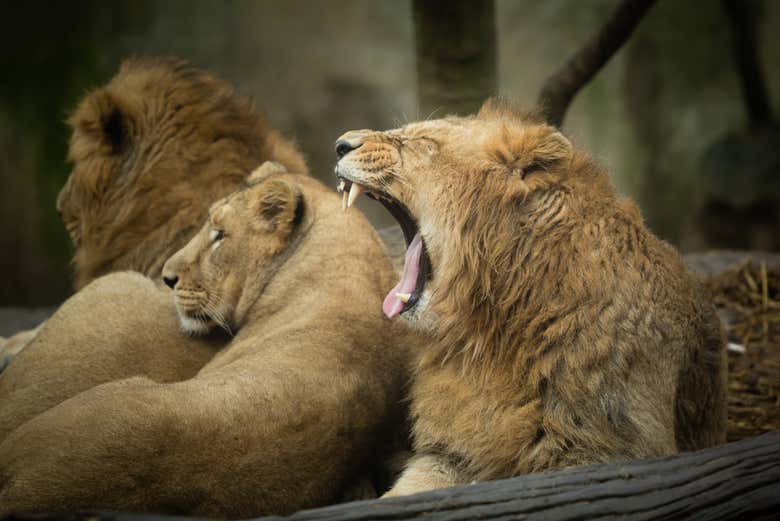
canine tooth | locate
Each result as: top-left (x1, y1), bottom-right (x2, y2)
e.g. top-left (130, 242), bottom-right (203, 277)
top-left (341, 190), bottom-right (348, 211)
top-left (347, 183), bottom-right (364, 208)
top-left (337, 180), bottom-right (345, 193)
top-left (396, 292), bottom-right (411, 303)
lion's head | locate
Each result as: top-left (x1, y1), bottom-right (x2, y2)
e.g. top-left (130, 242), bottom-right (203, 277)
top-left (59, 56), bottom-right (306, 289)
top-left (335, 99), bottom-right (615, 349)
top-left (161, 163), bottom-right (306, 336)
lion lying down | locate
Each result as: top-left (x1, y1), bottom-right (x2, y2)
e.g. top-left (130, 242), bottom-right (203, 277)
top-left (0, 55), bottom-right (307, 366)
top-left (335, 99), bottom-right (728, 496)
top-left (0, 164), bottom-right (411, 517)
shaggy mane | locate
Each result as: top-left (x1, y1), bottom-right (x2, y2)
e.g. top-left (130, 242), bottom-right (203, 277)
top-left (59, 56), bottom-right (306, 288)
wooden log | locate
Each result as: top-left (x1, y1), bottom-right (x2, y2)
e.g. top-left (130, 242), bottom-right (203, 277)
top-left (275, 430), bottom-right (780, 520)
top-left (5, 430), bottom-right (778, 521)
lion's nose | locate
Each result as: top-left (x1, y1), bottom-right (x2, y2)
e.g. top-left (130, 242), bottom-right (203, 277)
top-left (335, 139), bottom-right (361, 159)
top-left (163, 275), bottom-right (178, 289)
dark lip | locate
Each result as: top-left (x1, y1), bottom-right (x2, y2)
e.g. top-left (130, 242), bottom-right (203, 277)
top-left (335, 170), bottom-right (432, 315)
top-left (181, 309), bottom-right (213, 323)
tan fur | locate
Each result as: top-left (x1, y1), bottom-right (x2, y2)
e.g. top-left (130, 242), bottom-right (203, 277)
top-left (335, 99), bottom-right (727, 496)
top-left (60, 56), bottom-right (307, 289)
top-left (0, 56), bottom-right (306, 367)
top-left (0, 167), bottom-right (412, 517)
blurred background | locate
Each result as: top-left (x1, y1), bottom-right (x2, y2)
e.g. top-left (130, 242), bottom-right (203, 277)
top-left (1, 0), bottom-right (778, 306)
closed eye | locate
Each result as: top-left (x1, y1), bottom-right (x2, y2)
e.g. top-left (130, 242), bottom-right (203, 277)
top-left (401, 136), bottom-right (438, 156)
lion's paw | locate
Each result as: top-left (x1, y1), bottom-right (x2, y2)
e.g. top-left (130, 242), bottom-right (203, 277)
top-left (340, 475), bottom-right (378, 502)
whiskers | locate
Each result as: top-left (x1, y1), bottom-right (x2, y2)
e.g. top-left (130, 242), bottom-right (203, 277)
top-left (174, 287), bottom-right (234, 337)
top-left (422, 106), bottom-right (443, 122)
top-left (392, 106), bottom-right (443, 129)
top-left (203, 290), bottom-right (234, 337)
top-left (390, 171), bottom-right (413, 193)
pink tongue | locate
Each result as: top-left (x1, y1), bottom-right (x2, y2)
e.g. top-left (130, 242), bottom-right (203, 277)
top-left (383, 232), bottom-right (422, 319)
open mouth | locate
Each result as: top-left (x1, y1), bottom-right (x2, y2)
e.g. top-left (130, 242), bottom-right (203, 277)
top-left (336, 176), bottom-right (432, 319)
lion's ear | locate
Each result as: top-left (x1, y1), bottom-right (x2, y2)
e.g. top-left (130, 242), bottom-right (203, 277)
top-left (477, 97), bottom-right (543, 122)
top-left (478, 97), bottom-right (519, 120)
top-left (247, 161), bottom-right (288, 184)
top-left (69, 89), bottom-right (133, 155)
top-left (486, 124), bottom-right (572, 179)
top-left (254, 178), bottom-right (304, 235)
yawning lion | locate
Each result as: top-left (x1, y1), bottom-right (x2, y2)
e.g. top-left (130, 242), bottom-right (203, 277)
top-left (335, 99), bottom-right (727, 496)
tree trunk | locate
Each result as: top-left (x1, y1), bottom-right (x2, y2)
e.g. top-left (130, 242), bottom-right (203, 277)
top-left (537, 0), bottom-right (657, 128)
top-left (722, 0), bottom-right (774, 128)
top-left (413, 0), bottom-right (497, 118)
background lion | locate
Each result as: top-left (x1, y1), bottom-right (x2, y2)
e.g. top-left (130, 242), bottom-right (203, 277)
top-left (334, 99), bottom-right (727, 496)
top-left (0, 165), bottom-right (411, 517)
top-left (61, 56), bottom-right (307, 288)
top-left (0, 56), bottom-right (306, 364)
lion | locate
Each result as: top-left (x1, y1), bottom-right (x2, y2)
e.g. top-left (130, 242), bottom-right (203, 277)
top-left (334, 99), bottom-right (728, 496)
top-left (0, 164), bottom-right (411, 517)
top-left (60, 56), bottom-right (307, 288)
top-left (0, 56), bottom-right (306, 366)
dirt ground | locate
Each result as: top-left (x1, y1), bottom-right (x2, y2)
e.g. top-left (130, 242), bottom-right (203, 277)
top-left (688, 251), bottom-right (780, 441)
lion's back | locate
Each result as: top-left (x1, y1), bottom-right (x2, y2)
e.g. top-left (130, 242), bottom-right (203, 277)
top-left (588, 201), bottom-right (727, 453)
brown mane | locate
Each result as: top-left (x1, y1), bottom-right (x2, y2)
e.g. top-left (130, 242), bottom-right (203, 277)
top-left (335, 102), bottom-right (726, 495)
top-left (426, 105), bottom-right (616, 373)
top-left (59, 56), bottom-right (306, 288)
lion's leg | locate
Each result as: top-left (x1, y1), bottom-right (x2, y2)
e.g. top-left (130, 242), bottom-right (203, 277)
top-left (674, 327), bottom-right (728, 451)
top-left (0, 272), bottom-right (222, 442)
top-left (0, 348), bottom-right (386, 517)
top-left (0, 377), bottom-right (175, 516)
top-left (382, 454), bottom-right (463, 498)
top-left (340, 474), bottom-right (378, 502)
